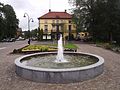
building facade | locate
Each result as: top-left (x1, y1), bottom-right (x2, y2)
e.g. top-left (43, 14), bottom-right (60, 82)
top-left (38, 10), bottom-right (76, 40)
top-left (16, 28), bottom-right (22, 38)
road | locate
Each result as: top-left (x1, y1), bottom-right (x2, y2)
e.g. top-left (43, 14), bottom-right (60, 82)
top-left (0, 40), bottom-right (28, 90)
top-left (0, 40), bottom-right (27, 50)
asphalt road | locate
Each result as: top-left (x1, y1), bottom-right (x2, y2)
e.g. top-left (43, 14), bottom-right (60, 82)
top-left (0, 40), bottom-right (28, 50)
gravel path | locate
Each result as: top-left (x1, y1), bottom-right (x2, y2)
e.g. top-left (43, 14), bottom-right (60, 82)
top-left (0, 42), bottom-right (120, 90)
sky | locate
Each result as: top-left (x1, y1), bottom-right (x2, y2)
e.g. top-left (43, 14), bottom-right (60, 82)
top-left (1, 0), bottom-right (72, 31)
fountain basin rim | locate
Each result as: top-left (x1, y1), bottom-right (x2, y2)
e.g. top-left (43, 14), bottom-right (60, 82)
top-left (15, 52), bottom-right (104, 72)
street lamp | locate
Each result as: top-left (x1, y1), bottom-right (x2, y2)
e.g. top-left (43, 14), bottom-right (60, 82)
top-left (23, 13), bottom-right (34, 39)
top-left (0, 12), bottom-right (2, 17)
top-left (0, 13), bottom-right (2, 17)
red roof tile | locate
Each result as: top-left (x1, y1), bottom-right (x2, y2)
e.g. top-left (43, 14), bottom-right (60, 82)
top-left (38, 11), bottom-right (72, 19)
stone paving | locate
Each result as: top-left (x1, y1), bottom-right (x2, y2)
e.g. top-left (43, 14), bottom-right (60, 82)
top-left (0, 41), bottom-right (120, 90)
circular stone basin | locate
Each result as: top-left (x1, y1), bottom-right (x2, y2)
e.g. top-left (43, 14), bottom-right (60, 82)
top-left (15, 52), bottom-right (104, 83)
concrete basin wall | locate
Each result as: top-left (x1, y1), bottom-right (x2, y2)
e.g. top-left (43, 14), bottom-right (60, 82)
top-left (15, 52), bottom-right (104, 83)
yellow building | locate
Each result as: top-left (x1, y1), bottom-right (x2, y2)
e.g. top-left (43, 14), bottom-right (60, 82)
top-left (38, 9), bottom-right (76, 40)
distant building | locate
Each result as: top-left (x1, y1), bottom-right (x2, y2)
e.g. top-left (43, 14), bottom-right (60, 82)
top-left (38, 9), bottom-right (76, 40)
top-left (16, 28), bottom-right (22, 38)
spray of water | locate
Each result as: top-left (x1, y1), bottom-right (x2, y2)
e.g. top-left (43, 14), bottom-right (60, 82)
top-left (55, 34), bottom-right (68, 63)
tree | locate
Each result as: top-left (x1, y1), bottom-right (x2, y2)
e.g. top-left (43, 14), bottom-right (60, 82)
top-left (0, 2), bottom-right (6, 40)
top-left (30, 28), bottom-right (38, 38)
top-left (69, 0), bottom-right (120, 44)
top-left (103, 0), bottom-right (120, 42)
top-left (92, 0), bottom-right (120, 42)
top-left (0, 2), bottom-right (19, 40)
top-left (3, 4), bottom-right (19, 38)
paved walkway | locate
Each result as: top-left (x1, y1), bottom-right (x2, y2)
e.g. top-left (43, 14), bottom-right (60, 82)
top-left (0, 41), bottom-right (120, 90)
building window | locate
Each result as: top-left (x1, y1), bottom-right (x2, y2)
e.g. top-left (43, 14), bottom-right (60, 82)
top-left (61, 20), bottom-right (63, 23)
top-left (45, 20), bottom-right (47, 24)
top-left (44, 25), bottom-right (48, 33)
top-left (69, 20), bottom-right (72, 23)
top-left (59, 26), bottom-right (61, 30)
top-left (69, 25), bottom-right (72, 32)
top-left (56, 20), bottom-right (59, 23)
top-left (52, 26), bottom-right (55, 31)
top-left (64, 20), bottom-right (66, 23)
top-left (53, 20), bottom-right (55, 23)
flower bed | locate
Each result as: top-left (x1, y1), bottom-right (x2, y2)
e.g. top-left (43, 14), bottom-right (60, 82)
top-left (13, 43), bottom-right (77, 54)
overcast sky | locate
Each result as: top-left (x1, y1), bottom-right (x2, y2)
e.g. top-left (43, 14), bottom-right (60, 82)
top-left (1, 0), bottom-right (72, 31)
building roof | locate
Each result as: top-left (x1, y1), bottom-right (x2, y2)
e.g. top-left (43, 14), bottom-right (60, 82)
top-left (38, 10), bottom-right (72, 19)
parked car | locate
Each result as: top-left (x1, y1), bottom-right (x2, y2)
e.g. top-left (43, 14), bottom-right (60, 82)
top-left (31, 37), bottom-right (37, 41)
top-left (9, 38), bottom-right (16, 42)
top-left (16, 37), bottom-right (25, 41)
top-left (1, 38), bottom-right (15, 42)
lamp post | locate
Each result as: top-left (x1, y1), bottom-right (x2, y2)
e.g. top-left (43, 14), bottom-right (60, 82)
top-left (0, 13), bottom-right (2, 17)
top-left (23, 13), bottom-right (34, 39)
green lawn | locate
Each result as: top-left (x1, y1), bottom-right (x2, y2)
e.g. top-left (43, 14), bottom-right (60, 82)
top-left (64, 43), bottom-right (78, 49)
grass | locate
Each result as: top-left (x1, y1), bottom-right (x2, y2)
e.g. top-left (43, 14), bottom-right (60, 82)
top-left (64, 43), bottom-right (78, 49)
top-left (21, 43), bottom-right (77, 52)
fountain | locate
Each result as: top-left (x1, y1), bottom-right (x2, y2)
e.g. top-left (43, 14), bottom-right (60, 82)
top-left (55, 34), bottom-right (68, 63)
top-left (15, 35), bottom-right (104, 83)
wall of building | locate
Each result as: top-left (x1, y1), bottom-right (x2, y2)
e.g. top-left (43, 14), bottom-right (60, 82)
top-left (39, 19), bottom-right (76, 40)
